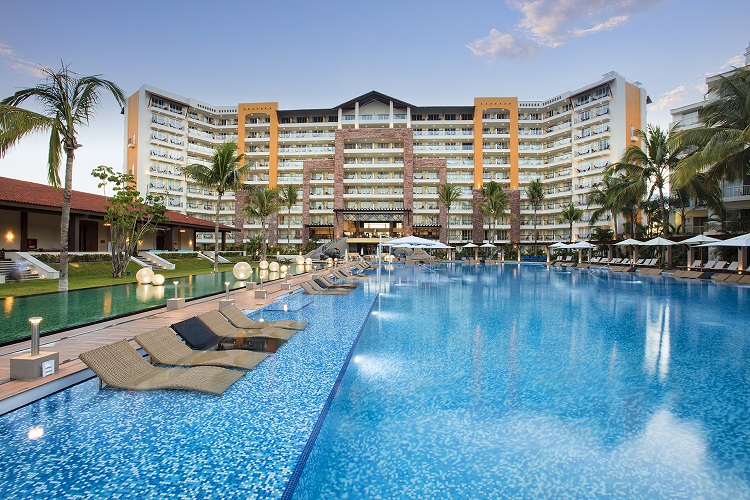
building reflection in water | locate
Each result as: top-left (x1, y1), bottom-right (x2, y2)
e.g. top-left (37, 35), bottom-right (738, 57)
top-left (102, 291), bottom-right (112, 316)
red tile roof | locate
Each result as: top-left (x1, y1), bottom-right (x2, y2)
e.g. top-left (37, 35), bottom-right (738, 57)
top-left (0, 176), bottom-right (237, 231)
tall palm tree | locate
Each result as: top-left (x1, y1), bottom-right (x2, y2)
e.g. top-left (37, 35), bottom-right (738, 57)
top-left (672, 67), bottom-right (750, 188)
top-left (437, 183), bottom-right (462, 243)
top-left (611, 124), bottom-right (684, 237)
top-left (243, 186), bottom-right (280, 261)
top-left (526, 178), bottom-right (545, 243)
top-left (278, 183), bottom-right (299, 247)
top-left (479, 181), bottom-right (509, 244)
top-left (183, 141), bottom-right (249, 273)
top-left (557, 203), bottom-right (583, 241)
top-left (588, 174), bottom-right (629, 239)
top-left (0, 64), bottom-right (125, 291)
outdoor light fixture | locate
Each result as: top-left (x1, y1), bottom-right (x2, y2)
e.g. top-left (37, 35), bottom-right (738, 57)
top-left (179, 229), bottom-right (186, 233)
top-left (259, 260), bottom-right (269, 270)
top-left (29, 317), bottom-right (42, 356)
top-left (5, 231), bottom-right (13, 241)
top-left (233, 262), bottom-right (251, 280)
top-left (27, 426), bottom-right (44, 440)
top-left (173, 281), bottom-right (179, 297)
top-left (269, 261), bottom-right (280, 272)
top-left (136, 268), bottom-right (154, 284)
top-left (151, 274), bottom-right (165, 286)
top-left (295, 255), bottom-right (304, 265)
top-left (225, 281), bottom-right (230, 299)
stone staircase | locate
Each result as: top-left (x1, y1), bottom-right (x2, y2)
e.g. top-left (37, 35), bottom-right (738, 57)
top-left (138, 252), bottom-right (164, 270)
top-left (0, 259), bottom-right (41, 281)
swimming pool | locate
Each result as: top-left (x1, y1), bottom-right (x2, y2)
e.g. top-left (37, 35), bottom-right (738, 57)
top-left (2, 264), bottom-right (749, 498)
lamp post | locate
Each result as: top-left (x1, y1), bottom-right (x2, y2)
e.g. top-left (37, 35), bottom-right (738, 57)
top-left (224, 281), bottom-right (230, 299)
top-left (173, 281), bottom-right (179, 298)
top-left (29, 317), bottom-right (42, 356)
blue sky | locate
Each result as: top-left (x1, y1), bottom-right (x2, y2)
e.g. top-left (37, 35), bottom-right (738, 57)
top-left (1, 0), bottom-right (748, 193)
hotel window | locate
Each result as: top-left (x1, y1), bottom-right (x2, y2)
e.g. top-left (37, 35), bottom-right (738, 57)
top-left (360, 115), bottom-right (373, 120)
top-left (280, 117), bottom-right (291, 123)
top-left (412, 114), bottom-right (423, 121)
top-left (444, 114), bottom-right (456, 120)
top-left (343, 115), bottom-right (355, 121)
top-left (312, 116), bottom-right (323, 123)
top-left (427, 114), bottom-right (440, 121)
top-left (376, 114), bottom-right (389, 120)
top-left (460, 113), bottom-right (473, 120)
top-left (296, 116), bottom-right (307, 123)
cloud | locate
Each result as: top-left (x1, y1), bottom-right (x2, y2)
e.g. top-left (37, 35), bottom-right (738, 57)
top-left (466, 29), bottom-right (541, 61)
top-left (0, 42), bottom-right (44, 77)
top-left (653, 85), bottom-right (688, 111)
top-left (468, 0), bottom-right (662, 60)
top-left (720, 54), bottom-right (745, 70)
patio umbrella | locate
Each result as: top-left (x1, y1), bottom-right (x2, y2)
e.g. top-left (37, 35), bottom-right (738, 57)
top-left (480, 242), bottom-right (496, 259)
top-left (680, 234), bottom-right (719, 268)
top-left (698, 233), bottom-right (750, 271)
top-left (615, 238), bottom-right (641, 262)
top-left (462, 242), bottom-right (479, 260)
top-left (383, 235), bottom-right (440, 247)
top-left (640, 237), bottom-right (676, 267)
top-left (568, 241), bottom-right (595, 263)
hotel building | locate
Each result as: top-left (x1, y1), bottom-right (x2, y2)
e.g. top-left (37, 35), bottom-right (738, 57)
top-left (124, 72), bottom-right (647, 251)
top-left (670, 43), bottom-right (750, 234)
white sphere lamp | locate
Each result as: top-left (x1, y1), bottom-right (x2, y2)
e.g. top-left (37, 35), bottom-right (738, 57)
top-left (269, 261), bottom-right (280, 272)
top-left (233, 261), bottom-right (252, 280)
top-left (151, 274), bottom-right (165, 286)
top-left (136, 267), bottom-right (154, 284)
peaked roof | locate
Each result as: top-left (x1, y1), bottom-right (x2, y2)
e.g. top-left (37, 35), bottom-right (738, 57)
top-left (335, 91), bottom-right (413, 111)
top-left (0, 177), bottom-right (236, 231)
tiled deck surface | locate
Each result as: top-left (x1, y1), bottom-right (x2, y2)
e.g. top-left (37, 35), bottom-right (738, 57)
top-left (0, 269), bottom-right (338, 407)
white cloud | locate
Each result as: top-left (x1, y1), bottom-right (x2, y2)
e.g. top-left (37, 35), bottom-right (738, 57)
top-left (720, 54), bottom-right (745, 70)
top-left (466, 29), bottom-right (541, 61)
top-left (468, 0), bottom-right (663, 60)
top-left (652, 85), bottom-right (688, 111)
top-left (0, 42), bottom-right (44, 77)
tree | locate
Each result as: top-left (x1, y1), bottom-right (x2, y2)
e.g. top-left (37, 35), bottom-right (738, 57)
top-left (588, 174), bottom-right (634, 239)
top-left (557, 203), bottom-right (583, 241)
top-left (611, 125), bottom-right (684, 237)
top-left (92, 166), bottom-right (167, 278)
top-left (243, 186), bottom-right (280, 261)
top-left (672, 67), bottom-right (750, 188)
top-left (183, 141), bottom-right (248, 273)
top-left (437, 183), bottom-right (462, 243)
top-left (526, 178), bottom-right (545, 243)
top-left (278, 183), bottom-right (299, 247)
top-left (0, 63), bottom-right (125, 291)
top-left (478, 181), bottom-right (509, 244)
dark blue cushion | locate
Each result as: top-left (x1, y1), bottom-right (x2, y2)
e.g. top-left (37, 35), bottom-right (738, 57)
top-left (171, 317), bottom-right (220, 350)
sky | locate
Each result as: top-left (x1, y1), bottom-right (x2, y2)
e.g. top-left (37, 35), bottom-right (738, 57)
top-left (1, 0), bottom-right (748, 194)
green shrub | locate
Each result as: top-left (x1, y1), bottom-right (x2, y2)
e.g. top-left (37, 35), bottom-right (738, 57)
top-left (155, 252), bottom-right (198, 260)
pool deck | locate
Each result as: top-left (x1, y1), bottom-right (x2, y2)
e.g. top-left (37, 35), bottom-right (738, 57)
top-left (0, 267), bottom-right (347, 414)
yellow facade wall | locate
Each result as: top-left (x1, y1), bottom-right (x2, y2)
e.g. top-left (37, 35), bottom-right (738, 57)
top-left (473, 98), bottom-right (519, 190)
top-left (624, 82), bottom-right (643, 146)
top-left (237, 102), bottom-right (279, 187)
top-left (126, 92), bottom-right (139, 182)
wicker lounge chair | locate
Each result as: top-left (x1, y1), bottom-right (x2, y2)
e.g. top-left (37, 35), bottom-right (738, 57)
top-left (78, 339), bottom-right (243, 395)
top-left (134, 326), bottom-right (269, 370)
top-left (172, 317), bottom-right (227, 350)
top-left (314, 277), bottom-right (356, 290)
top-left (334, 269), bottom-right (367, 280)
top-left (319, 275), bottom-right (358, 288)
top-left (198, 310), bottom-right (296, 341)
top-left (300, 281), bottom-right (348, 295)
top-left (219, 305), bottom-right (308, 331)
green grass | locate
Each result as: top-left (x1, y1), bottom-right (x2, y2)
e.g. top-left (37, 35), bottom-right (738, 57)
top-left (0, 258), bottom-right (237, 298)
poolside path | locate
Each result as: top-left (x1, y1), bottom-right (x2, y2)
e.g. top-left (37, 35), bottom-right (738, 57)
top-left (0, 266), bottom-right (352, 410)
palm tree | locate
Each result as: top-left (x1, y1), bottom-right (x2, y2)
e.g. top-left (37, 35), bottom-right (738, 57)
top-left (557, 203), bottom-right (583, 241)
top-left (611, 124), bottom-right (684, 237)
top-left (278, 183), bottom-right (299, 247)
top-left (588, 174), bottom-right (629, 239)
top-left (526, 178), bottom-right (545, 243)
top-left (243, 186), bottom-right (280, 261)
top-left (0, 64), bottom-right (125, 291)
top-left (478, 181), bottom-right (509, 244)
top-left (183, 141), bottom-right (249, 273)
top-left (672, 67), bottom-right (750, 188)
top-left (437, 183), bottom-right (462, 243)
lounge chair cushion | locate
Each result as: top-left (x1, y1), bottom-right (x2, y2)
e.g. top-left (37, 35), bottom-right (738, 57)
top-left (79, 339), bottom-right (243, 395)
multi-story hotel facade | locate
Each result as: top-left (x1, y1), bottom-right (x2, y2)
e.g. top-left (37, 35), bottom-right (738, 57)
top-left (670, 44), bottom-right (750, 234)
top-left (124, 72), bottom-right (647, 252)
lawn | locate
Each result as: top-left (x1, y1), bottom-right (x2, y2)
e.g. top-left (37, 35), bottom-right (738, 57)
top-left (0, 258), bottom-right (237, 298)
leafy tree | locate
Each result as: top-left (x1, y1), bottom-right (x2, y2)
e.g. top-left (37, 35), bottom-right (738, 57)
top-left (590, 227), bottom-right (614, 241)
top-left (672, 67), bottom-right (750, 188)
top-left (611, 125), bottom-right (684, 237)
top-left (183, 141), bottom-right (249, 273)
top-left (437, 183), bottom-right (462, 243)
top-left (557, 203), bottom-right (583, 241)
top-left (243, 186), bottom-right (280, 261)
top-left (526, 178), bottom-right (546, 243)
top-left (278, 183), bottom-right (300, 246)
top-left (0, 64), bottom-right (125, 291)
top-left (478, 181), bottom-right (509, 244)
top-left (92, 166), bottom-right (168, 278)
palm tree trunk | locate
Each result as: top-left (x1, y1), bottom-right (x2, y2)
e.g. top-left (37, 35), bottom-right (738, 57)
top-left (287, 208), bottom-right (292, 246)
top-left (261, 219), bottom-right (267, 261)
top-left (213, 193), bottom-right (221, 273)
top-left (58, 150), bottom-right (75, 292)
top-left (658, 187), bottom-right (668, 237)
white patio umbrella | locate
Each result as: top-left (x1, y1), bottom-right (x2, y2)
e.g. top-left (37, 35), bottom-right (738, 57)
top-left (383, 235), bottom-right (440, 247)
top-left (680, 234), bottom-right (720, 268)
top-left (462, 242), bottom-right (479, 260)
top-left (568, 241), bottom-right (595, 263)
top-left (615, 238), bottom-right (642, 262)
top-left (480, 242), bottom-right (496, 259)
top-left (640, 237), bottom-right (676, 267)
top-left (549, 242), bottom-right (571, 250)
top-left (698, 233), bottom-right (750, 271)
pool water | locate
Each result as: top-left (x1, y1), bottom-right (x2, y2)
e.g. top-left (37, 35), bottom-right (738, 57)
top-left (291, 264), bottom-right (750, 498)
top-left (2, 264), bottom-right (749, 498)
